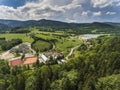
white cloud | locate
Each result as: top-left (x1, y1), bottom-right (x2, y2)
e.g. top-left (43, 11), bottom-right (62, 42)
top-left (0, 0), bottom-right (119, 22)
top-left (93, 11), bottom-right (101, 16)
top-left (106, 11), bottom-right (116, 15)
top-left (81, 11), bottom-right (88, 16)
top-left (91, 0), bottom-right (120, 8)
top-left (116, 2), bottom-right (120, 6)
top-left (0, 0), bottom-right (86, 21)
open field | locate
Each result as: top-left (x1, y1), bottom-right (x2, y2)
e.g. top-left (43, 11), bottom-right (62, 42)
top-left (0, 31), bottom-right (82, 55)
top-left (0, 34), bottom-right (34, 43)
top-left (33, 32), bottom-right (82, 56)
top-left (34, 32), bottom-right (82, 49)
top-left (55, 39), bottom-right (81, 51)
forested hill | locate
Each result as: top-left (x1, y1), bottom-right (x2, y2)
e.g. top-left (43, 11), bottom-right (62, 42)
top-left (0, 19), bottom-right (120, 34)
top-left (0, 23), bottom-right (10, 31)
top-left (0, 19), bottom-right (71, 28)
top-left (0, 19), bottom-right (118, 28)
top-left (0, 36), bottom-right (120, 90)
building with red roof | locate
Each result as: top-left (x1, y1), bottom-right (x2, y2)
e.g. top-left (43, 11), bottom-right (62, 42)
top-left (9, 57), bottom-right (37, 67)
top-left (23, 57), bottom-right (37, 65)
top-left (10, 59), bottom-right (22, 67)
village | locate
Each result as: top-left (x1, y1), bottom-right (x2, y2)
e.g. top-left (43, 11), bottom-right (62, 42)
top-left (0, 43), bottom-right (64, 67)
top-left (0, 34), bottom-right (100, 67)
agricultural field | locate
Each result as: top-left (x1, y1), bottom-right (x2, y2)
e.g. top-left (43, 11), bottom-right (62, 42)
top-left (0, 34), bottom-right (33, 43)
top-left (35, 32), bottom-right (81, 47)
top-left (34, 32), bottom-right (82, 56)
top-left (0, 31), bottom-right (82, 55)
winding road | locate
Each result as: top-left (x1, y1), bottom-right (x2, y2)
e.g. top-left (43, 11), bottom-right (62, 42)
top-left (65, 44), bottom-right (81, 60)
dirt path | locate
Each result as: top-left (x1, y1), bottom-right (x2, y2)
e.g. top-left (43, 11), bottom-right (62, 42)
top-left (65, 44), bottom-right (81, 60)
top-left (0, 50), bottom-right (14, 60)
top-left (51, 43), bottom-right (55, 50)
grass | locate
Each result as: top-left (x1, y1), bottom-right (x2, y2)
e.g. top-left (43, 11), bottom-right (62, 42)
top-left (0, 32), bottom-right (82, 55)
top-left (35, 33), bottom-right (56, 40)
top-left (32, 40), bottom-right (52, 52)
top-left (34, 32), bottom-right (82, 55)
top-left (0, 34), bottom-right (33, 43)
top-left (55, 39), bottom-right (81, 51)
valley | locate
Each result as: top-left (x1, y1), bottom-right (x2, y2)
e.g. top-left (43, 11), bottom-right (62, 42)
top-left (0, 19), bottom-right (120, 90)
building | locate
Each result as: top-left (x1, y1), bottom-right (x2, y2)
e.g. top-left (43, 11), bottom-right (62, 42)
top-left (39, 54), bottom-right (49, 63)
top-left (23, 57), bottom-right (37, 65)
top-left (9, 57), bottom-right (37, 67)
top-left (10, 59), bottom-right (22, 67)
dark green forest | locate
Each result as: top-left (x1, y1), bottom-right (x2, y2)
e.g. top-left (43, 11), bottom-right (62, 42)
top-left (0, 36), bottom-right (120, 90)
top-left (0, 38), bottom-right (22, 51)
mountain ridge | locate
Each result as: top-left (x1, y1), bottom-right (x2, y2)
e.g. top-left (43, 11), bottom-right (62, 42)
top-left (0, 19), bottom-right (120, 34)
top-left (0, 19), bottom-right (120, 28)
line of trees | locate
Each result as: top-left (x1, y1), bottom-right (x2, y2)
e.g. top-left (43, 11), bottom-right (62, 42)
top-left (1, 39), bottom-right (22, 50)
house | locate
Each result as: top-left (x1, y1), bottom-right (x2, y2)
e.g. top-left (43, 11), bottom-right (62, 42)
top-left (53, 52), bottom-right (62, 59)
top-left (10, 59), bottom-right (22, 67)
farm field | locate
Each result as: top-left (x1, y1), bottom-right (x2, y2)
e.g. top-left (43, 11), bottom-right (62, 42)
top-left (0, 31), bottom-right (82, 55)
top-left (34, 32), bottom-right (82, 56)
top-left (0, 34), bottom-right (33, 43)
top-left (34, 32), bottom-right (81, 48)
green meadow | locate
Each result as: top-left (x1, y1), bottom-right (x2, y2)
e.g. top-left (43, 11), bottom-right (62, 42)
top-left (0, 34), bottom-right (34, 43)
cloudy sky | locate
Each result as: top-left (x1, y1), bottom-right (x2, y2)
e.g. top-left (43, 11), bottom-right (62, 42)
top-left (0, 0), bottom-right (120, 23)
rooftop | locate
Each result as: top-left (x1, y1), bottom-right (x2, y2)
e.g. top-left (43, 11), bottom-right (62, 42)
top-left (10, 59), bottom-right (22, 67)
top-left (23, 57), bottom-right (37, 65)
top-left (41, 54), bottom-right (48, 61)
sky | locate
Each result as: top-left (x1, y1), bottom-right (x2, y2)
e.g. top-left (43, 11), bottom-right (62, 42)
top-left (0, 0), bottom-right (120, 23)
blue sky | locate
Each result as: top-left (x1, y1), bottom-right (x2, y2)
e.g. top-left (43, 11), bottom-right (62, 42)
top-left (0, 0), bottom-right (120, 23)
top-left (0, 0), bottom-right (24, 8)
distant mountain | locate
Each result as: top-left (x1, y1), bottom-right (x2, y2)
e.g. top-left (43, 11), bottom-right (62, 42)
top-left (0, 19), bottom-right (30, 28)
top-left (0, 23), bottom-right (10, 31)
top-left (0, 19), bottom-right (120, 34)
top-left (105, 22), bottom-right (120, 26)
top-left (90, 22), bottom-right (114, 28)
top-left (0, 19), bottom-right (118, 28)
top-left (0, 19), bottom-right (71, 28)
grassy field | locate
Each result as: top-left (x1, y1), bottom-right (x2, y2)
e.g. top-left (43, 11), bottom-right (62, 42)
top-left (0, 32), bottom-right (82, 55)
top-left (55, 40), bottom-right (81, 51)
top-left (0, 34), bottom-right (34, 43)
top-left (32, 40), bottom-right (52, 52)
top-left (35, 33), bottom-right (57, 40)
top-left (35, 32), bottom-right (81, 47)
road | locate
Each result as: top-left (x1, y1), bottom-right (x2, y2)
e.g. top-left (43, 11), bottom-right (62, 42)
top-left (51, 43), bottom-right (55, 50)
top-left (65, 44), bottom-right (81, 60)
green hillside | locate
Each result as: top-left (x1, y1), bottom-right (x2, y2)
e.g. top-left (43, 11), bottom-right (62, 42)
top-left (0, 19), bottom-right (120, 34)
top-left (0, 35), bottom-right (120, 90)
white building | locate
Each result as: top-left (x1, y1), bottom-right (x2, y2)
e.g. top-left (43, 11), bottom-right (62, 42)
top-left (39, 54), bottom-right (49, 63)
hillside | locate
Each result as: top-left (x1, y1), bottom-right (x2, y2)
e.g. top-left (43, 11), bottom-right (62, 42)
top-left (0, 36), bottom-right (120, 90)
top-left (0, 19), bottom-right (70, 28)
top-left (0, 23), bottom-right (10, 31)
top-left (0, 19), bottom-right (120, 34)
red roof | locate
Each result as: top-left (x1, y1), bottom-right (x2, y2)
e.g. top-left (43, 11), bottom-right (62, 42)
top-left (23, 57), bottom-right (37, 65)
top-left (10, 59), bottom-right (22, 67)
